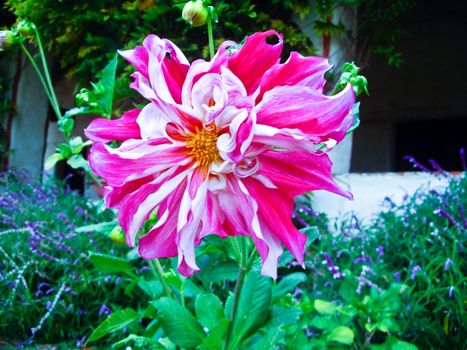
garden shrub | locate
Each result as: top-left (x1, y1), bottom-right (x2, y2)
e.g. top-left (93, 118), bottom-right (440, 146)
top-left (1, 168), bottom-right (464, 349)
top-left (293, 169), bottom-right (466, 349)
top-left (0, 170), bottom-right (146, 347)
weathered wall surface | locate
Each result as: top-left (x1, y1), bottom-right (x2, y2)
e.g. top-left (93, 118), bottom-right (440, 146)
top-left (8, 53), bottom-right (49, 176)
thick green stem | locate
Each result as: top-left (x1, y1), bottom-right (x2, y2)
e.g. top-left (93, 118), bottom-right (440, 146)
top-left (223, 265), bottom-right (247, 350)
top-left (149, 259), bottom-right (173, 298)
top-left (34, 28), bottom-right (61, 119)
top-left (207, 15), bottom-right (215, 60)
top-left (19, 42), bottom-right (61, 120)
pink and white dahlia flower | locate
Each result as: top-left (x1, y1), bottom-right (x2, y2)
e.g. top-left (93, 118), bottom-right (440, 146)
top-left (85, 30), bottom-right (355, 278)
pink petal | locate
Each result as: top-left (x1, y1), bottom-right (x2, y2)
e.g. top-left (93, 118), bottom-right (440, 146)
top-left (138, 178), bottom-right (188, 259)
top-left (176, 179), bottom-right (208, 276)
top-left (249, 223), bottom-right (283, 279)
top-left (253, 124), bottom-right (318, 153)
top-left (258, 150), bottom-right (352, 199)
top-left (88, 140), bottom-right (188, 187)
top-left (119, 46), bottom-right (149, 78)
top-left (182, 40), bottom-right (236, 106)
top-left (122, 34), bottom-right (189, 104)
top-left (256, 52), bottom-right (331, 102)
top-left (119, 168), bottom-right (191, 246)
top-left (256, 84), bottom-right (355, 143)
top-left (103, 175), bottom-right (154, 208)
top-left (85, 109), bottom-right (141, 143)
top-left (227, 30), bottom-right (283, 96)
top-left (243, 178), bottom-right (307, 267)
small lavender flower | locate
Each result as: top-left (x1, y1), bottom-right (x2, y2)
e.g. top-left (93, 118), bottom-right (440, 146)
top-left (354, 255), bottom-right (373, 264)
top-left (394, 272), bottom-right (401, 282)
top-left (98, 304), bottom-right (112, 317)
top-left (460, 147), bottom-right (466, 170)
top-left (435, 208), bottom-right (462, 229)
top-left (376, 246), bottom-right (384, 260)
top-left (410, 265), bottom-right (422, 280)
top-left (322, 252), bottom-right (345, 279)
top-left (76, 336), bottom-right (87, 347)
top-left (444, 258), bottom-right (453, 271)
top-left (404, 155), bottom-right (432, 173)
top-left (448, 286), bottom-right (455, 298)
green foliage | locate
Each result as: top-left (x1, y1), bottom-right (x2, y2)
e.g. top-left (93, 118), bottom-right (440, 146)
top-left (87, 308), bottom-right (141, 343)
top-left (0, 170), bottom-right (147, 346)
top-left (2, 169), bottom-right (465, 349)
top-left (5, 0), bottom-right (315, 83)
top-left (152, 297), bottom-right (206, 349)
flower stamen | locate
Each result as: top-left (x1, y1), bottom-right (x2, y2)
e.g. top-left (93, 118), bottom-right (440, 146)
top-left (186, 126), bottom-right (220, 167)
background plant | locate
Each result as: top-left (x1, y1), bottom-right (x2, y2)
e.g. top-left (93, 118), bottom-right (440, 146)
top-left (0, 170), bottom-right (148, 347)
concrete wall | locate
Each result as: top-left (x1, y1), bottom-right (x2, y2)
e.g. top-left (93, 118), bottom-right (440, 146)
top-left (8, 52), bottom-right (49, 176)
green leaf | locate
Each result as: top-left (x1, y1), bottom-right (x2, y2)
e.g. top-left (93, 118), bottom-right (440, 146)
top-left (326, 326), bottom-right (354, 345)
top-left (89, 252), bottom-right (136, 277)
top-left (390, 338), bottom-right (418, 350)
top-left (112, 334), bottom-right (166, 350)
top-left (269, 306), bottom-right (302, 327)
top-left (197, 319), bottom-right (229, 350)
top-left (44, 153), bottom-right (64, 170)
top-left (67, 154), bottom-right (89, 170)
top-left (299, 225), bottom-right (320, 244)
top-left (75, 221), bottom-right (117, 234)
top-left (57, 117), bottom-right (75, 137)
top-left (195, 293), bottom-right (226, 330)
top-left (197, 261), bottom-right (239, 283)
top-left (152, 297), bottom-right (206, 349)
top-left (98, 54), bottom-right (118, 118)
top-left (87, 308), bottom-right (140, 343)
top-left (64, 106), bottom-right (99, 119)
top-left (314, 299), bottom-right (338, 315)
top-left (229, 271), bottom-right (272, 349)
top-left (69, 136), bottom-right (92, 154)
top-left (310, 315), bottom-right (336, 330)
top-left (255, 326), bottom-right (286, 350)
top-left (57, 143), bottom-right (72, 158)
top-left (138, 279), bottom-right (163, 298)
top-left (346, 102), bottom-right (360, 135)
top-left (273, 272), bottom-right (307, 298)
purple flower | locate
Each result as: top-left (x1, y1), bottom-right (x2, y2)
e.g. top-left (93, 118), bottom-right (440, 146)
top-left (394, 272), bottom-right (401, 282)
top-left (322, 253), bottom-right (344, 279)
top-left (448, 286), bottom-right (455, 298)
top-left (444, 258), bottom-right (453, 271)
top-left (410, 265), bottom-right (422, 280)
top-left (98, 304), bottom-right (112, 317)
top-left (76, 336), bottom-right (87, 347)
top-left (376, 246), bottom-right (384, 260)
top-left (353, 255), bottom-right (373, 264)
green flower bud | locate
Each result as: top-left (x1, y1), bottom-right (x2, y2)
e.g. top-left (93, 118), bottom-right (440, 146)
top-left (182, 0), bottom-right (209, 27)
top-left (0, 30), bottom-right (17, 51)
top-left (109, 225), bottom-right (126, 245)
top-left (17, 20), bottom-right (36, 37)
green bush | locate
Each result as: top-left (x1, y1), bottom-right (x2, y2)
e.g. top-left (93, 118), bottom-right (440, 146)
top-left (0, 170), bottom-right (144, 347)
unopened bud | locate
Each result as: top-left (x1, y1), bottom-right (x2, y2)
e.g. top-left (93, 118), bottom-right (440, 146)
top-left (182, 0), bottom-right (209, 27)
top-left (0, 30), bottom-right (16, 51)
top-left (109, 225), bottom-right (126, 245)
top-left (17, 20), bottom-right (36, 37)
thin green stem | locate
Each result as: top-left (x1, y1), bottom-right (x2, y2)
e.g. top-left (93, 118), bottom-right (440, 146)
top-left (149, 259), bottom-right (174, 299)
top-left (19, 42), bottom-right (61, 119)
top-left (86, 169), bottom-right (103, 188)
top-left (223, 265), bottom-right (247, 350)
top-left (206, 15), bottom-right (215, 60)
top-left (34, 27), bottom-right (61, 119)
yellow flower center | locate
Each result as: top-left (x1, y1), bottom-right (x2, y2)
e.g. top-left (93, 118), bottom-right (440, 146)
top-left (186, 126), bottom-right (220, 167)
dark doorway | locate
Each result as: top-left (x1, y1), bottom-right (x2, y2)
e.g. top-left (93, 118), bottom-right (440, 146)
top-left (395, 117), bottom-right (467, 172)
